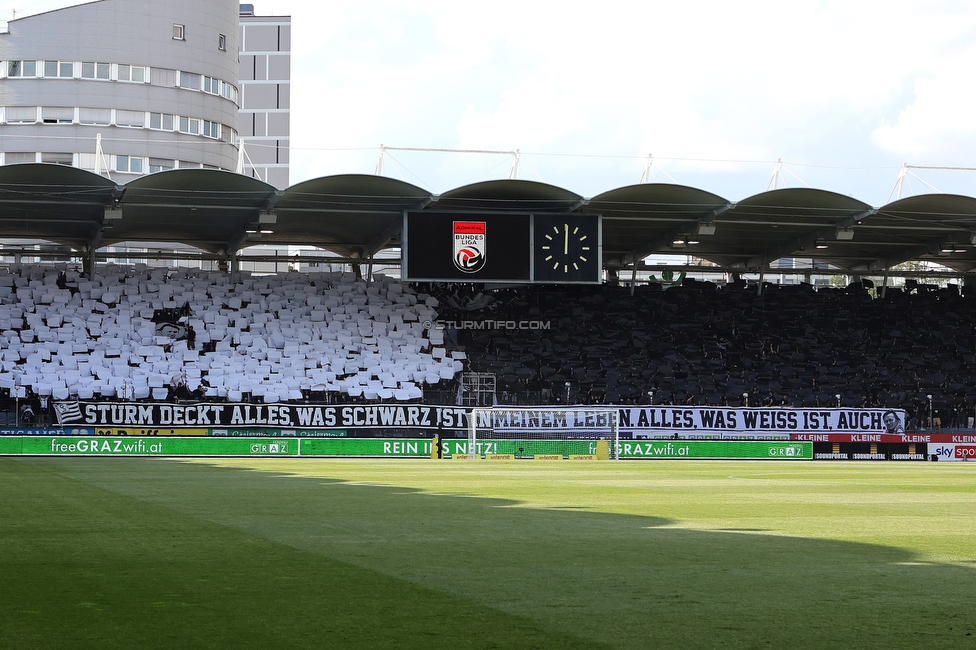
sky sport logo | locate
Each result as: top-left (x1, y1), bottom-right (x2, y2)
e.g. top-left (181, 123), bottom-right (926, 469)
top-left (454, 221), bottom-right (486, 273)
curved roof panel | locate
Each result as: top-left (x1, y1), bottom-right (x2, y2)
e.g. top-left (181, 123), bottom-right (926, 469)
top-left (1, 165), bottom-right (976, 275)
top-left (696, 188), bottom-right (876, 269)
top-left (264, 174), bottom-right (432, 258)
top-left (859, 194), bottom-right (976, 273)
top-left (587, 184), bottom-right (731, 267)
top-left (101, 169), bottom-right (277, 255)
top-left (434, 179), bottom-right (583, 213)
top-left (0, 163), bottom-right (119, 250)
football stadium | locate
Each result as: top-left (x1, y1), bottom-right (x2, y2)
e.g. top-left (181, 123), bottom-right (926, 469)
top-left (2, 2), bottom-right (976, 648)
top-left (2, 169), bottom-right (976, 650)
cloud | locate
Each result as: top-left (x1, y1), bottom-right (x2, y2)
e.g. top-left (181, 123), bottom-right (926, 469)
top-left (10, 0), bottom-right (976, 203)
top-left (872, 46), bottom-right (976, 162)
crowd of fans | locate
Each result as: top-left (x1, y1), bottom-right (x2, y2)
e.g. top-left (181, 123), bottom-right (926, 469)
top-left (3, 265), bottom-right (975, 432)
top-left (434, 279), bottom-right (976, 429)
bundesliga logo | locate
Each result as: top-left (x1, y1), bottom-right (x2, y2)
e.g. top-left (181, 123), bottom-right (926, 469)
top-left (453, 221), bottom-right (487, 273)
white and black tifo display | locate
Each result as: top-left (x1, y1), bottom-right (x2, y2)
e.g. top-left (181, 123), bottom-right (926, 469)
top-left (402, 211), bottom-right (602, 284)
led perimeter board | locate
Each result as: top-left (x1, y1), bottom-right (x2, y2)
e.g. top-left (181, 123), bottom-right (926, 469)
top-left (402, 211), bottom-right (601, 284)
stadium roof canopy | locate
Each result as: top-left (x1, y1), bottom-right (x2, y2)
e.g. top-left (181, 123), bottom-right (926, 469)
top-left (2, 163), bottom-right (976, 274)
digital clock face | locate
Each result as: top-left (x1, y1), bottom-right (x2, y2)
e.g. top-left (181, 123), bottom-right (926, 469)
top-left (533, 214), bottom-right (601, 283)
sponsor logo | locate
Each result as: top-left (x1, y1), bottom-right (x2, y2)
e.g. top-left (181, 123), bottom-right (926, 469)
top-left (249, 441), bottom-right (289, 455)
top-left (768, 445), bottom-right (805, 457)
top-left (954, 445), bottom-right (976, 460)
top-left (453, 221), bottom-right (486, 273)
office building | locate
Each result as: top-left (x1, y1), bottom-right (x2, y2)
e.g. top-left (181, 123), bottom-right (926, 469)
top-left (0, 0), bottom-right (242, 179)
top-left (238, 4), bottom-right (290, 188)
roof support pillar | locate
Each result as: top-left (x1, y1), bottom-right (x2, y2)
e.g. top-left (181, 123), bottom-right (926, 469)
top-left (84, 248), bottom-right (96, 279)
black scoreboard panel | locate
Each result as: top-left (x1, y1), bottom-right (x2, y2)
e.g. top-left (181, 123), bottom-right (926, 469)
top-left (402, 211), bottom-right (601, 284)
top-left (403, 212), bottom-right (531, 282)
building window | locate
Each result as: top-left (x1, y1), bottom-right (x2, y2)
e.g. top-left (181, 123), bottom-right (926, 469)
top-left (149, 112), bottom-right (174, 130)
top-left (43, 61), bottom-right (73, 78)
top-left (79, 108), bottom-right (111, 125)
top-left (149, 158), bottom-right (174, 173)
top-left (41, 152), bottom-right (73, 166)
top-left (150, 68), bottom-right (177, 87)
top-left (8, 60), bottom-right (37, 77)
top-left (81, 62), bottom-right (110, 79)
top-left (202, 120), bottom-right (220, 138)
top-left (178, 116), bottom-right (201, 135)
top-left (4, 106), bottom-right (37, 123)
top-left (173, 24), bottom-right (185, 40)
top-left (118, 65), bottom-right (147, 83)
top-left (78, 153), bottom-right (96, 170)
top-left (42, 107), bottom-right (74, 124)
top-left (218, 34), bottom-right (227, 51)
top-left (179, 71), bottom-right (201, 90)
top-left (3, 152), bottom-right (36, 164)
top-left (203, 78), bottom-right (237, 100)
top-left (116, 155), bottom-right (144, 174)
top-left (116, 110), bottom-right (145, 128)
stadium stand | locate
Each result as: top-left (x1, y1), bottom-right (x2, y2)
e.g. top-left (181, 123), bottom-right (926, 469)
top-left (0, 264), bottom-right (461, 410)
top-left (1, 260), bottom-right (973, 433)
top-left (432, 279), bottom-right (976, 429)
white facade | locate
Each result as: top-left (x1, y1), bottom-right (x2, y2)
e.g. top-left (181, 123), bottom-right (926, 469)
top-left (0, 0), bottom-right (241, 180)
top-left (238, 4), bottom-right (290, 188)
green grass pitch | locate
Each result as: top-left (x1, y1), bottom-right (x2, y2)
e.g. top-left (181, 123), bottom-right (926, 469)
top-left (2, 458), bottom-right (975, 649)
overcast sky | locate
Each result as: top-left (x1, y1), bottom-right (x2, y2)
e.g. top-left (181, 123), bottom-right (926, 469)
top-left (4, 0), bottom-right (976, 205)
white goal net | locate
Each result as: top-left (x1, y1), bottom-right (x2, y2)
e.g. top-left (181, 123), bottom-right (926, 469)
top-left (467, 407), bottom-right (619, 459)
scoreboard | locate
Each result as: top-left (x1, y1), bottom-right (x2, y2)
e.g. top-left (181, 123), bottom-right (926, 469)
top-left (402, 211), bottom-right (602, 284)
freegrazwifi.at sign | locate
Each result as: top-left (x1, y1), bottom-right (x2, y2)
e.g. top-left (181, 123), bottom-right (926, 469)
top-left (617, 440), bottom-right (812, 459)
top-left (0, 436), bottom-right (298, 456)
top-left (0, 436), bottom-right (436, 458)
top-left (0, 437), bottom-right (812, 459)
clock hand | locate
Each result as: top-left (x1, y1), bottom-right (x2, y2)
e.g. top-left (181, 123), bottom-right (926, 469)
top-left (564, 223), bottom-right (569, 255)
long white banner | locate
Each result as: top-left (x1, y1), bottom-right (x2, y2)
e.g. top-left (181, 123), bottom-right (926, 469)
top-left (54, 402), bottom-right (908, 437)
top-left (620, 407), bottom-right (906, 438)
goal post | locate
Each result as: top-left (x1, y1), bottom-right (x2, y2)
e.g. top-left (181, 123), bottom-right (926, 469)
top-left (467, 406), bottom-right (620, 459)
